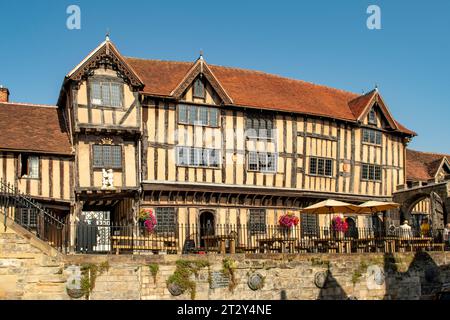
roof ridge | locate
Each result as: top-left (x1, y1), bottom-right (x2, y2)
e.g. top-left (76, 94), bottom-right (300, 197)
top-left (0, 101), bottom-right (58, 108)
top-left (407, 148), bottom-right (450, 158)
top-left (124, 56), bottom-right (360, 98)
top-left (125, 56), bottom-right (194, 64)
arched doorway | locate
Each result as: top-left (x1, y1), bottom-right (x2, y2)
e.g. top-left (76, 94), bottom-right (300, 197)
top-left (199, 211), bottom-right (215, 247)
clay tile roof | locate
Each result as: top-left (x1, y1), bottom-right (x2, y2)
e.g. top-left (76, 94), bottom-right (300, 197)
top-left (406, 149), bottom-right (449, 181)
top-left (125, 57), bottom-right (414, 135)
top-left (348, 89), bottom-right (377, 118)
top-left (0, 102), bottom-right (72, 155)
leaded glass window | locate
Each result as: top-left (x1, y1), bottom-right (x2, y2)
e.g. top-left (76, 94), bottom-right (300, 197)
top-left (155, 208), bottom-right (176, 233)
top-left (309, 157), bottom-right (333, 177)
top-left (363, 129), bottom-right (382, 145)
top-left (245, 112), bottom-right (274, 139)
top-left (247, 152), bottom-right (277, 172)
top-left (90, 81), bottom-right (123, 108)
top-left (368, 109), bottom-right (377, 124)
top-left (362, 164), bottom-right (382, 181)
top-left (93, 145), bottom-right (122, 169)
top-left (301, 213), bottom-right (318, 237)
top-left (176, 147), bottom-right (221, 168)
top-left (249, 209), bottom-right (266, 234)
top-left (193, 78), bottom-right (205, 98)
top-left (178, 104), bottom-right (219, 127)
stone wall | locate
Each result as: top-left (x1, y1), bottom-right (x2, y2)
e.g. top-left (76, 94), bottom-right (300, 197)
top-left (1, 219), bottom-right (449, 300)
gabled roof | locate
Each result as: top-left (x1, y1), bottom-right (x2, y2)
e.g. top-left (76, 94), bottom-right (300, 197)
top-left (125, 57), bottom-right (415, 135)
top-left (66, 39), bottom-right (144, 88)
top-left (170, 57), bottom-right (233, 104)
top-left (0, 102), bottom-right (72, 155)
top-left (406, 149), bottom-right (450, 181)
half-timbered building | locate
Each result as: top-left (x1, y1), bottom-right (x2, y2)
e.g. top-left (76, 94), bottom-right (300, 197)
top-left (1, 38), bottom-right (425, 251)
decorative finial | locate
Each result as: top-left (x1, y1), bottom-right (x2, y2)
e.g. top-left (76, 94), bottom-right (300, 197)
top-left (199, 49), bottom-right (204, 60)
top-left (106, 28), bottom-right (110, 42)
top-left (375, 84), bottom-right (378, 92)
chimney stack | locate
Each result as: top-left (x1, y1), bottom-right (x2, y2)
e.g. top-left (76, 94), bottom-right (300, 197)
top-left (0, 86), bottom-right (9, 103)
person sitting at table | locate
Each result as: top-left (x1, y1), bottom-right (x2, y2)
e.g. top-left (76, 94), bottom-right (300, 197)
top-left (420, 218), bottom-right (430, 237)
top-left (399, 220), bottom-right (413, 239)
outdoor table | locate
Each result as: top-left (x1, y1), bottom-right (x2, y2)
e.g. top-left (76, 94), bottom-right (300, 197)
top-left (396, 237), bottom-right (432, 252)
top-left (201, 234), bottom-right (236, 254)
top-left (256, 238), bottom-right (296, 253)
top-left (311, 238), bottom-right (351, 253)
top-left (353, 238), bottom-right (376, 253)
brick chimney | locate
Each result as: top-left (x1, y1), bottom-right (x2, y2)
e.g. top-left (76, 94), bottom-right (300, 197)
top-left (0, 86), bottom-right (9, 103)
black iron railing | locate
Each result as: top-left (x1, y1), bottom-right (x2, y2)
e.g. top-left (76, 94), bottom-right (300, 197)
top-left (0, 179), bottom-right (68, 252)
top-left (73, 222), bottom-right (448, 255)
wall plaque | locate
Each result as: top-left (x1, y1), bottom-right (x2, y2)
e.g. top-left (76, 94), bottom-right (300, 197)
top-left (210, 271), bottom-right (230, 289)
top-left (248, 273), bottom-right (264, 291)
top-left (168, 283), bottom-right (184, 296)
top-left (314, 271), bottom-right (328, 289)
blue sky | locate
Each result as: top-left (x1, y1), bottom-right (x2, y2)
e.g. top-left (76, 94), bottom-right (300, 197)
top-left (0, 0), bottom-right (449, 153)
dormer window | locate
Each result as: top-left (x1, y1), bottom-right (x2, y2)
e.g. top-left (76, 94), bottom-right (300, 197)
top-left (193, 78), bottom-right (205, 99)
top-left (91, 80), bottom-right (123, 108)
top-left (368, 108), bottom-right (377, 125)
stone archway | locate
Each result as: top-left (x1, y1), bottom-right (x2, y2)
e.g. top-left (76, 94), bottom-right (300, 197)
top-left (393, 182), bottom-right (449, 234)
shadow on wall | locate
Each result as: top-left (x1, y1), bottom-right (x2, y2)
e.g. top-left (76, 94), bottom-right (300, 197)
top-left (315, 252), bottom-right (448, 300)
top-left (317, 268), bottom-right (348, 300)
top-left (383, 252), bottom-right (447, 300)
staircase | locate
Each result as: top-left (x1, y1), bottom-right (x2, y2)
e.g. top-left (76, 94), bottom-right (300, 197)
top-left (0, 179), bottom-right (68, 252)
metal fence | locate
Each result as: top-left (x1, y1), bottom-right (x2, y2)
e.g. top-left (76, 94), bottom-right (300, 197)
top-left (73, 222), bottom-right (448, 255)
top-left (0, 179), bottom-right (68, 252)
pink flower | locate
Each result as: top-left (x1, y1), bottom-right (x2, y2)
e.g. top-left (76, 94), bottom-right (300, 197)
top-left (143, 211), bottom-right (157, 233)
top-left (279, 214), bottom-right (299, 228)
top-left (332, 216), bottom-right (349, 232)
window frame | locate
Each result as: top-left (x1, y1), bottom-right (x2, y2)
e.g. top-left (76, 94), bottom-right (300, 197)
top-left (246, 151), bottom-right (277, 173)
top-left (176, 146), bottom-right (221, 169)
top-left (154, 207), bottom-right (176, 234)
top-left (368, 108), bottom-right (377, 125)
top-left (249, 209), bottom-right (267, 235)
top-left (301, 213), bottom-right (318, 237)
top-left (92, 145), bottom-right (123, 170)
top-left (361, 163), bottom-right (382, 182)
top-left (309, 157), bottom-right (333, 177)
top-left (20, 154), bottom-right (40, 179)
top-left (193, 78), bottom-right (206, 99)
top-left (362, 128), bottom-right (382, 146)
top-left (89, 78), bottom-right (124, 109)
top-left (177, 104), bottom-right (220, 128)
top-left (245, 112), bottom-right (275, 140)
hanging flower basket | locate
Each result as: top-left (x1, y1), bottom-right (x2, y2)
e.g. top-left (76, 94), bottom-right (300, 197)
top-left (138, 209), bottom-right (157, 234)
top-left (279, 212), bottom-right (300, 228)
top-left (331, 216), bottom-right (349, 233)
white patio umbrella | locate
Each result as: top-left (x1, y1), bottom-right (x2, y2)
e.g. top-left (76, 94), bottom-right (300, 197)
top-left (357, 201), bottom-right (400, 214)
top-left (301, 199), bottom-right (360, 215)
